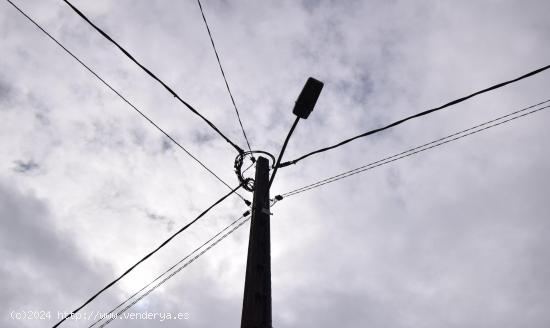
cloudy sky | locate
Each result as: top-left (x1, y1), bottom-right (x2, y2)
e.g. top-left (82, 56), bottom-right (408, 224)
top-left (1, 0), bottom-right (550, 327)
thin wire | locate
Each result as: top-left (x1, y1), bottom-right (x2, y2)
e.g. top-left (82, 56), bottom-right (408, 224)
top-left (4, 0), bottom-right (247, 202)
top-left (53, 184), bottom-right (242, 328)
top-left (281, 102), bottom-right (550, 198)
top-left (269, 117), bottom-right (300, 188)
top-left (282, 99), bottom-right (550, 196)
top-left (62, 0), bottom-right (244, 154)
top-left (279, 64), bottom-right (550, 168)
top-left (97, 213), bottom-right (254, 328)
top-left (196, 0), bottom-right (253, 153)
top-left (242, 161), bottom-right (255, 174)
top-left (88, 211), bottom-right (250, 328)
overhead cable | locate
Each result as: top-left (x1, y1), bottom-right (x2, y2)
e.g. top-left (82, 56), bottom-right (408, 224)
top-left (89, 210), bottom-right (251, 328)
top-left (279, 100), bottom-right (550, 198)
top-left (62, 0), bottom-right (244, 154)
top-left (95, 212), bottom-right (253, 328)
top-left (4, 0), bottom-right (247, 202)
top-left (196, 0), bottom-right (253, 153)
top-left (53, 184), bottom-right (242, 328)
top-left (279, 64), bottom-right (550, 168)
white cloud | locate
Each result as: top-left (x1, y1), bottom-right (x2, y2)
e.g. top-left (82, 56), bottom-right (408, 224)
top-left (1, 0), bottom-right (549, 327)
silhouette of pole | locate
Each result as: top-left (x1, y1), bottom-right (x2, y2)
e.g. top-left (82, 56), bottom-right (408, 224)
top-left (241, 156), bottom-right (271, 328)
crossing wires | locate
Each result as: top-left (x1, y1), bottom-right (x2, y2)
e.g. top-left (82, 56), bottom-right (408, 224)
top-left (62, 0), bottom-right (245, 154)
top-left (4, 0), bottom-right (248, 202)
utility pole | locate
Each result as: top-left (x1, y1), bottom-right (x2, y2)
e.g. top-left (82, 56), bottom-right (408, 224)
top-left (241, 156), bottom-right (271, 328)
top-left (240, 77), bottom-right (323, 328)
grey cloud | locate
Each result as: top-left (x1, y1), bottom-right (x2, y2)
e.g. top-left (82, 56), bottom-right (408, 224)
top-left (145, 210), bottom-right (176, 232)
top-left (0, 181), bottom-right (117, 327)
top-left (1, 0), bottom-right (550, 327)
top-left (147, 212), bottom-right (167, 221)
top-left (161, 139), bottom-right (173, 152)
top-left (13, 160), bottom-right (39, 173)
top-left (191, 130), bottom-right (216, 145)
top-left (0, 78), bottom-right (13, 106)
top-left (275, 288), bottom-right (396, 327)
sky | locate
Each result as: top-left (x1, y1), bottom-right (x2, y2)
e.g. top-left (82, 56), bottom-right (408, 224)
top-left (1, 0), bottom-right (550, 327)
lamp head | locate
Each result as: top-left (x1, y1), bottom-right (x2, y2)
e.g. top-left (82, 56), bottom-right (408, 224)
top-left (292, 77), bottom-right (324, 119)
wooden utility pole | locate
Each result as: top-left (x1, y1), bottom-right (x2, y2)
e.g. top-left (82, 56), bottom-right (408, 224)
top-left (240, 78), bottom-right (323, 328)
top-left (241, 156), bottom-right (271, 328)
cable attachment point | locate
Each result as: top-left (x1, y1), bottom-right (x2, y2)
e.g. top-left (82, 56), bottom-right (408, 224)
top-left (270, 195), bottom-right (284, 207)
top-left (234, 150), bottom-right (276, 192)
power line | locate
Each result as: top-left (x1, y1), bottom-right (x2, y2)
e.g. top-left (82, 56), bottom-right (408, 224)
top-left (279, 100), bottom-right (550, 198)
top-left (53, 184), bottom-right (242, 328)
top-left (282, 101), bottom-right (550, 197)
top-left (96, 212), bottom-right (254, 328)
top-left (62, 0), bottom-right (244, 154)
top-left (89, 210), bottom-right (251, 328)
top-left (196, 0), bottom-right (253, 153)
top-left (4, 0), bottom-right (247, 202)
top-left (279, 64), bottom-right (550, 168)
top-left (242, 161), bottom-right (255, 174)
